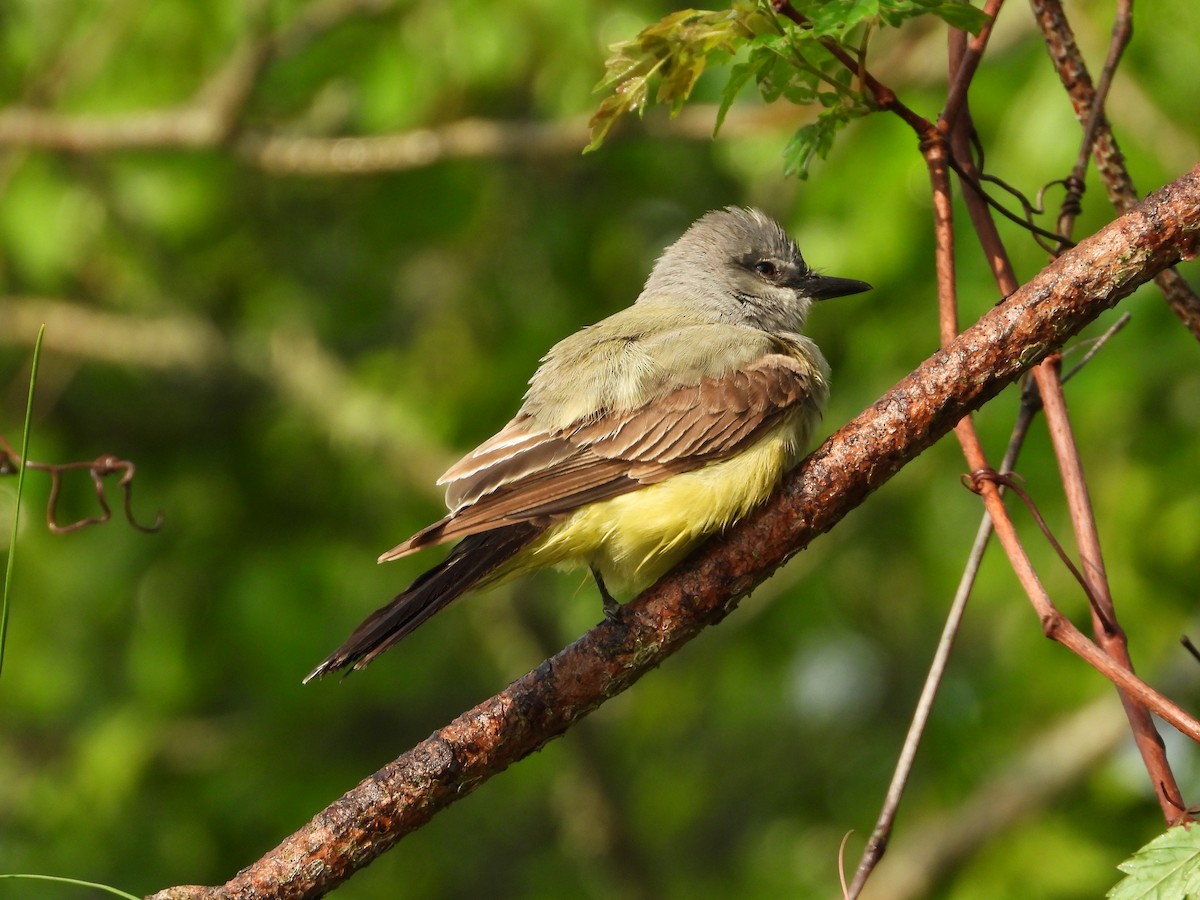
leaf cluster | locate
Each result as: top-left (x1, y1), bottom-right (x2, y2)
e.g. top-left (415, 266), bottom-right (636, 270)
top-left (586, 2), bottom-right (766, 151)
top-left (588, 0), bottom-right (989, 177)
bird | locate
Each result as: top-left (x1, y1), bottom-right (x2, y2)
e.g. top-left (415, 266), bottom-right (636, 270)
top-left (305, 207), bottom-right (869, 681)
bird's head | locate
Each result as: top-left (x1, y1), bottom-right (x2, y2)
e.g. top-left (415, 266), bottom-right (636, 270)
top-left (639, 207), bottom-right (871, 332)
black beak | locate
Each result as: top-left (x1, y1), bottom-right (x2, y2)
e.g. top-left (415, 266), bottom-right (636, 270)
top-left (805, 273), bottom-right (872, 300)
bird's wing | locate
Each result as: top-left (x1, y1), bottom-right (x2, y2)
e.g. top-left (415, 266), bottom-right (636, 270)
top-left (379, 352), bottom-right (820, 561)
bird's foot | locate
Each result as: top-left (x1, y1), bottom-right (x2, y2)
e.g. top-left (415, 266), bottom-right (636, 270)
top-left (591, 567), bottom-right (621, 622)
top-left (602, 592), bottom-right (621, 622)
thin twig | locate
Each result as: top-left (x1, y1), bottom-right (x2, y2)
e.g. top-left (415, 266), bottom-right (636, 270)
top-left (0, 327), bottom-right (45, 681)
top-left (1055, 0), bottom-right (1133, 244)
top-left (778, 2), bottom-right (1072, 254)
top-left (949, 0), bottom-right (1187, 835)
top-left (940, 0), bottom-right (1006, 131)
top-left (860, 695), bottom-right (1131, 900)
top-left (1181, 637), bottom-right (1200, 667)
top-left (845, 105), bottom-right (963, 898)
top-left (1061, 313), bottom-right (1131, 381)
top-left (846, 405), bottom-right (1035, 899)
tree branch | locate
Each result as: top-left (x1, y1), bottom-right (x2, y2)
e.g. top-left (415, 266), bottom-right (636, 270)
top-left (0, 0), bottom-right (395, 155)
top-left (0, 103), bottom-right (806, 174)
top-left (147, 166), bottom-right (1200, 900)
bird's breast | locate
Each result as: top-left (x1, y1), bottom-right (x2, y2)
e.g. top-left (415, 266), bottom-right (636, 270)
top-left (516, 412), bottom-right (816, 595)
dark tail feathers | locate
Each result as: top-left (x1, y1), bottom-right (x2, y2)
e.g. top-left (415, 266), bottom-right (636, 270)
top-left (304, 522), bottom-right (542, 681)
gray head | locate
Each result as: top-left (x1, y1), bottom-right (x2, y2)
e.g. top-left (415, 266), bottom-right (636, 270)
top-left (637, 207), bottom-right (870, 332)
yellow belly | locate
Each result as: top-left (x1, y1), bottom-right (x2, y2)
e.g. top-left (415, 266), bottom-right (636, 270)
top-left (507, 424), bottom-right (804, 595)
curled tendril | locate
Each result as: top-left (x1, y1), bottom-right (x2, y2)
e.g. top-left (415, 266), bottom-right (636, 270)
top-left (958, 128), bottom-right (1076, 253)
top-left (0, 442), bottom-right (163, 535)
top-left (1041, 174), bottom-right (1086, 221)
top-left (1160, 778), bottom-right (1200, 823)
top-left (961, 467), bottom-right (1113, 634)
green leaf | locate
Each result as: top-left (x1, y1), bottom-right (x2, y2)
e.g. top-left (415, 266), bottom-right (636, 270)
top-left (0, 325), bottom-right (42, 682)
top-left (588, 0), bottom-right (983, 168)
top-left (927, 0), bottom-right (992, 34)
top-left (1108, 825), bottom-right (1200, 899)
top-left (715, 58), bottom-right (760, 134)
top-left (802, 0), bottom-right (880, 35)
top-left (781, 90), bottom-right (871, 179)
top-left (0, 874), bottom-right (140, 900)
top-left (755, 50), bottom-right (819, 106)
top-left (782, 115), bottom-right (836, 180)
top-left (587, 2), bottom-right (767, 151)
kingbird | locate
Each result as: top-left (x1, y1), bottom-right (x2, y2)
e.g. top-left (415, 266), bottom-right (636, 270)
top-left (306, 207), bottom-right (869, 680)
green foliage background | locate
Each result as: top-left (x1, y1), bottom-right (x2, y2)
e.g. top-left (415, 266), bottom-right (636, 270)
top-left (0, 1), bottom-right (1198, 897)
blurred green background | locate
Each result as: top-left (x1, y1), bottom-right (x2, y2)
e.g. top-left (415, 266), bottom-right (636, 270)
top-left (1, 1), bottom-right (1198, 898)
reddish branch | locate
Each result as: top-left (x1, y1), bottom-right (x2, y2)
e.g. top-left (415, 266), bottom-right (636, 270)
top-left (848, 84), bottom-right (965, 894)
top-left (846, 31), bottom-right (982, 895)
top-left (845, 7), bottom-right (1189, 886)
top-left (771, 0), bottom-right (937, 140)
top-left (1030, 344), bottom-right (1189, 822)
top-left (940, 0), bottom-right (1006, 128)
top-left (936, 1), bottom-right (1188, 821)
top-left (148, 165), bottom-right (1200, 900)
top-left (1031, 0), bottom-right (1200, 339)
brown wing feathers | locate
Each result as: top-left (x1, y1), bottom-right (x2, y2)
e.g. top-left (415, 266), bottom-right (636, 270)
top-left (379, 354), bottom-right (814, 561)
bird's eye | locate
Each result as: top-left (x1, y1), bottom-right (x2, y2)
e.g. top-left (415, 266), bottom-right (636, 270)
top-left (754, 260), bottom-right (777, 278)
